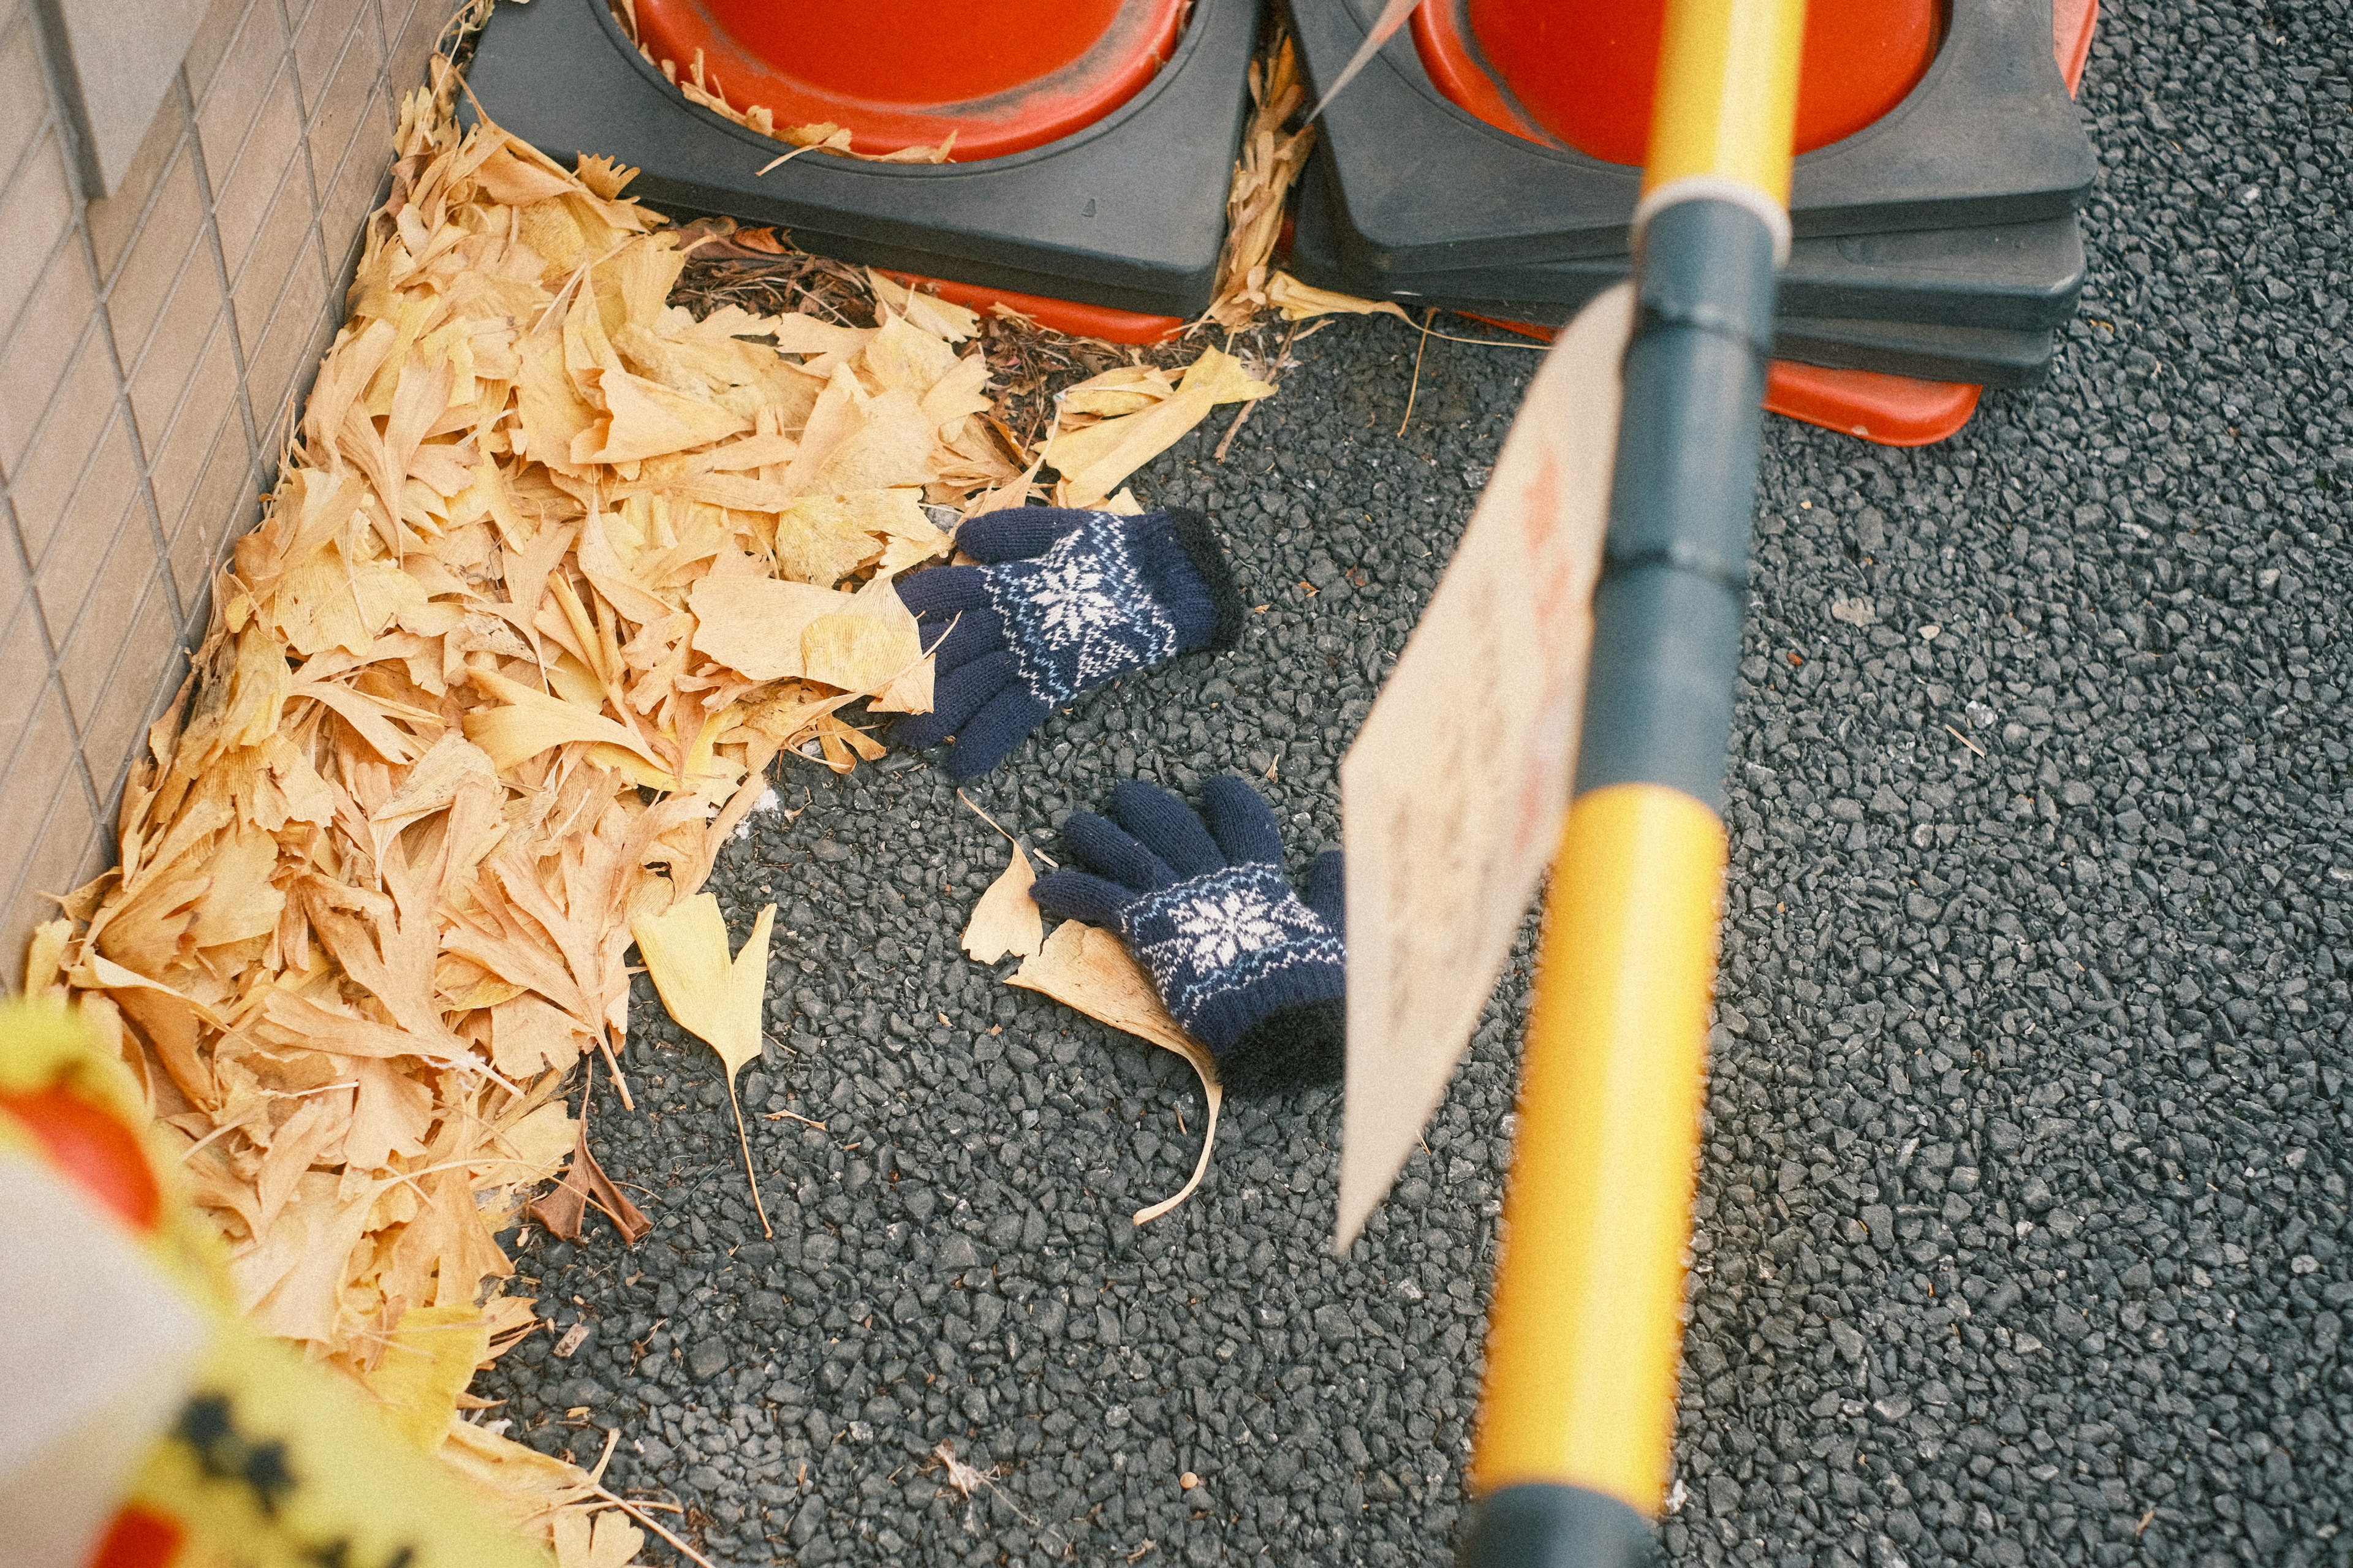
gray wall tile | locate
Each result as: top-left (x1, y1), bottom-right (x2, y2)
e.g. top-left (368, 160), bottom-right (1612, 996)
top-left (0, 0), bottom-right (459, 984)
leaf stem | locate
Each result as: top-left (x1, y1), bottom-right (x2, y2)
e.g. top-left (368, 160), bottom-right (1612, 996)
top-left (726, 1075), bottom-right (773, 1237)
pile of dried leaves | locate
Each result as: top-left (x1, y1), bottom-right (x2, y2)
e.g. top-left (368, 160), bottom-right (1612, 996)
top-left (15, 20), bottom-right (1408, 1555)
top-left (17, 66), bottom-right (1040, 1559)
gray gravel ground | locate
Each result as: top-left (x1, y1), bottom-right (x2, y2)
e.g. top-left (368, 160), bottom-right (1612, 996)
top-left (476, 6), bottom-right (2353, 1565)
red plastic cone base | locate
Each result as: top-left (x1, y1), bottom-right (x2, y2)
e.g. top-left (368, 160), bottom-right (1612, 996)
top-left (1764, 364), bottom-right (1984, 446)
top-left (634, 0), bottom-right (1186, 160)
top-left (879, 271), bottom-right (1184, 345)
top-left (1415, 0), bottom-right (1941, 164)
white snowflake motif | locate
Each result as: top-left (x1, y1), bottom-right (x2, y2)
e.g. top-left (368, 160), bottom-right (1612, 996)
top-left (1167, 885), bottom-right (1286, 972)
top-left (987, 515), bottom-right (1178, 706)
top-left (1025, 548), bottom-right (1118, 644)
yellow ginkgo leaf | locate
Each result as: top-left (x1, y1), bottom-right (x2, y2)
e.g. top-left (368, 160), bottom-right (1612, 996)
top-left (361, 1303), bottom-right (493, 1453)
top-left (629, 893), bottom-right (776, 1235)
top-left (961, 841), bottom-right (1042, 963)
top-left (552, 1508), bottom-right (645, 1568)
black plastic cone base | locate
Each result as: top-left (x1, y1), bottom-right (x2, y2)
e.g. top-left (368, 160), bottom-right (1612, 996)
top-left (1288, 162), bottom-right (2056, 387)
top-left (1286, 0), bottom-right (2096, 273)
top-left (1291, 158), bottom-right (2083, 333)
top-left (464, 0), bottom-right (1262, 317)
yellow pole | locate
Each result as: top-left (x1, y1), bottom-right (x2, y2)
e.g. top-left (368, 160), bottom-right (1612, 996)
top-left (1458, 2), bottom-right (1805, 1561)
top-left (1471, 785), bottom-right (1726, 1510)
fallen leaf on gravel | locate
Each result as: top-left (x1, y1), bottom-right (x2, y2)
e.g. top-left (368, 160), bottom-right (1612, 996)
top-left (771, 488), bottom-right (939, 588)
top-left (553, 1509), bottom-right (646, 1568)
top-left (962, 842), bottom-right (1043, 963)
top-left (1832, 593), bottom-right (1879, 626)
top-left (531, 1074), bottom-right (653, 1245)
top-left (1007, 920), bottom-right (1222, 1224)
top-left (1046, 347), bottom-right (1272, 507)
top-left (630, 893), bottom-right (777, 1235)
top-left (689, 575), bottom-right (859, 680)
top-left (800, 573), bottom-right (929, 698)
top-left (934, 1440), bottom-right (990, 1498)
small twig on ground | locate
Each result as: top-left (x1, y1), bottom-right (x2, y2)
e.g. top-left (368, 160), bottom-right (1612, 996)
top-left (1398, 308), bottom-right (1435, 437)
top-left (764, 1108), bottom-right (829, 1128)
top-left (1413, 322), bottom-right (1549, 350)
top-left (955, 790), bottom-right (1018, 844)
top-left (1944, 722), bottom-right (1988, 758)
top-left (956, 790), bottom-right (1058, 868)
top-left (588, 1426), bottom-right (621, 1485)
top-left (1213, 398), bottom-right (1256, 463)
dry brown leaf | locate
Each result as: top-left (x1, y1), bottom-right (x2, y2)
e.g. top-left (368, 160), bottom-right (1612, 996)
top-left (1264, 271), bottom-right (1414, 323)
top-left (1203, 34), bottom-right (1316, 327)
top-left (961, 841), bottom-right (1042, 963)
top-left (866, 270), bottom-right (979, 340)
top-left (1056, 364), bottom-right (1178, 417)
top-left (688, 570), bottom-right (926, 700)
top-left (687, 575), bottom-right (861, 681)
top-left (572, 366), bottom-right (751, 464)
top-left (770, 488), bottom-right (939, 588)
top-left (809, 387), bottom-right (938, 493)
top-left (800, 573), bottom-right (927, 698)
top-left (1007, 920), bottom-right (1222, 1224)
top-left (531, 1072), bottom-right (653, 1245)
top-left (462, 665), bottom-right (670, 776)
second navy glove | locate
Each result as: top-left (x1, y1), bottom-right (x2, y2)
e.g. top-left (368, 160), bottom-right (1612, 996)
top-left (1031, 776), bottom-right (1344, 1098)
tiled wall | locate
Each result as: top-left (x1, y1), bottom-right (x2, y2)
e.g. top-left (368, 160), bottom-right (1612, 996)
top-left (0, 0), bottom-right (455, 982)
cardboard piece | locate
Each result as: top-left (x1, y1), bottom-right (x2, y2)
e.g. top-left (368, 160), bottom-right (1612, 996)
top-left (1335, 284), bottom-right (1632, 1248)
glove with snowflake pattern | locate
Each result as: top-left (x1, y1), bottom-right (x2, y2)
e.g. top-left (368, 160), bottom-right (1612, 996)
top-left (1031, 776), bottom-right (1345, 1097)
top-left (890, 507), bottom-right (1247, 779)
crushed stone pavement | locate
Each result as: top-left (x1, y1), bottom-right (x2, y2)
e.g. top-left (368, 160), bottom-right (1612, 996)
top-left (475, 6), bottom-right (2353, 1564)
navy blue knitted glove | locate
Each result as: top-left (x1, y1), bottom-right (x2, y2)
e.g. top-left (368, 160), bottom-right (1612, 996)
top-left (890, 507), bottom-right (1246, 779)
top-left (1031, 776), bottom-right (1345, 1098)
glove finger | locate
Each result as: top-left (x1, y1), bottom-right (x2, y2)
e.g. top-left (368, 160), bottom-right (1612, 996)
top-left (925, 604), bottom-right (1007, 675)
top-left (1106, 779), bottom-right (1225, 878)
top-left (895, 564), bottom-right (993, 616)
top-left (889, 650), bottom-right (1015, 749)
top-left (939, 685), bottom-right (1052, 779)
top-left (1199, 774), bottom-right (1284, 867)
top-left (1029, 870), bottom-right (1133, 930)
top-left (1063, 810), bottom-right (1177, 892)
top-left (953, 507), bottom-right (1088, 564)
top-left (1303, 849), bottom-right (1346, 936)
